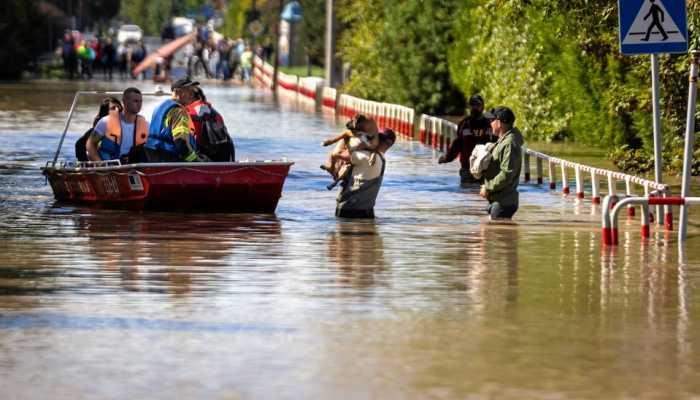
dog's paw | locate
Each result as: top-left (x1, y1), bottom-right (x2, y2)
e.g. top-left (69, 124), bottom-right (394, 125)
top-left (368, 153), bottom-right (376, 165)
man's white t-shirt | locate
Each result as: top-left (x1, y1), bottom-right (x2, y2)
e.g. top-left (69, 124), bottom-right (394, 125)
top-left (94, 114), bottom-right (150, 157)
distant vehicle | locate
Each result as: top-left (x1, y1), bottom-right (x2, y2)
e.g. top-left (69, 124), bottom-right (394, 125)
top-left (173, 18), bottom-right (195, 37)
top-left (117, 25), bottom-right (142, 44)
top-left (162, 18), bottom-right (195, 42)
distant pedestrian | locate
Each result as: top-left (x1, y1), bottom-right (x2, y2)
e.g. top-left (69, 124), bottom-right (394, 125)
top-left (261, 38), bottom-right (274, 63)
top-left (117, 41), bottom-right (129, 79)
top-left (439, 94), bottom-right (497, 187)
top-left (102, 38), bottom-right (116, 80)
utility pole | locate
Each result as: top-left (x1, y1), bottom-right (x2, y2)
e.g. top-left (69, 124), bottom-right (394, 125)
top-left (272, 0), bottom-right (284, 90)
top-left (324, 0), bottom-right (341, 87)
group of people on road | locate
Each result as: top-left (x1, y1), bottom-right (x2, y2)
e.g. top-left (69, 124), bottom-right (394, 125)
top-left (186, 35), bottom-right (264, 83)
top-left (75, 77), bottom-right (234, 166)
top-left (337, 94), bottom-right (523, 221)
top-left (58, 31), bottom-right (147, 81)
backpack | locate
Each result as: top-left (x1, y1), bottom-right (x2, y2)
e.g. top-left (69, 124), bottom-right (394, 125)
top-left (469, 142), bottom-right (497, 179)
top-left (199, 113), bottom-right (235, 162)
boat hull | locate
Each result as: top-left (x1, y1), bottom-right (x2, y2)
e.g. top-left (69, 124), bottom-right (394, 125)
top-left (41, 161), bottom-right (293, 213)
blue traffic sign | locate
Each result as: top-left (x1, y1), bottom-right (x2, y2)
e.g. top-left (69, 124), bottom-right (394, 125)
top-left (618, 0), bottom-right (688, 55)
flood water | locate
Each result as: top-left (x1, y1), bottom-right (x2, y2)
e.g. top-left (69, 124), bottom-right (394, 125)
top-left (1, 80), bottom-right (700, 400)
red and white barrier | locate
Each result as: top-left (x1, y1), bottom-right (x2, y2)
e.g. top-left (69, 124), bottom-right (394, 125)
top-left (322, 87), bottom-right (337, 110)
top-left (276, 71), bottom-right (298, 96)
top-left (602, 196), bottom-right (694, 245)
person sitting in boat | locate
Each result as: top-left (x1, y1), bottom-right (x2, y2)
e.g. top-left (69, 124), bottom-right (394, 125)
top-left (86, 87), bottom-right (150, 164)
top-left (186, 87), bottom-right (235, 162)
top-left (75, 97), bottom-right (122, 162)
top-left (145, 77), bottom-right (202, 162)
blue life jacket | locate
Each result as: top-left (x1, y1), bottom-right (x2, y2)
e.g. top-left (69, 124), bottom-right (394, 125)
top-left (147, 99), bottom-right (197, 158)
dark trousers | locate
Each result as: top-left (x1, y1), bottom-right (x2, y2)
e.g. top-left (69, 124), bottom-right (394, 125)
top-left (336, 207), bottom-right (375, 219)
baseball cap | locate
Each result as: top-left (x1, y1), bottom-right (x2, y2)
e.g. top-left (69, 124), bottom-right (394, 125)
top-left (484, 106), bottom-right (515, 124)
top-left (378, 127), bottom-right (396, 145)
top-left (469, 94), bottom-right (484, 105)
top-left (171, 77), bottom-right (199, 91)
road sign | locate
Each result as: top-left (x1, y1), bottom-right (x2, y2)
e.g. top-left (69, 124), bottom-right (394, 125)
top-left (619, 0), bottom-right (688, 55)
top-left (249, 20), bottom-right (264, 37)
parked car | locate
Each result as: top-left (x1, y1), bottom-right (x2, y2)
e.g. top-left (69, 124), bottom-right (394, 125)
top-left (117, 25), bottom-right (142, 44)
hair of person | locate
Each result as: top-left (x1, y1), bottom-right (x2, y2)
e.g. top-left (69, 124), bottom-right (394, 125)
top-left (94, 97), bottom-right (122, 124)
top-left (122, 87), bottom-right (142, 100)
top-left (195, 87), bottom-right (206, 102)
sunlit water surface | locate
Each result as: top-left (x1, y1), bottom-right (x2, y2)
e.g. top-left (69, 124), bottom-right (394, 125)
top-left (1, 81), bottom-right (700, 400)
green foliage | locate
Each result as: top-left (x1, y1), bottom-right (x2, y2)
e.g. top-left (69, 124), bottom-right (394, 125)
top-left (379, 0), bottom-right (465, 115)
top-left (338, 0), bottom-right (465, 114)
top-left (221, 0), bottom-right (250, 40)
top-left (0, 0), bottom-right (48, 80)
top-left (120, 0), bottom-right (184, 35)
top-left (337, 0), bottom-right (388, 101)
top-left (298, 0), bottom-right (326, 65)
top-left (450, 3), bottom-right (565, 139)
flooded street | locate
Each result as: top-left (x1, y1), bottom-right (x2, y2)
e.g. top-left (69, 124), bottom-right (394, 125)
top-left (1, 80), bottom-right (700, 399)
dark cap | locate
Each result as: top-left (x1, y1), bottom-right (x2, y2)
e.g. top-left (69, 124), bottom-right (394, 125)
top-left (484, 106), bottom-right (515, 124)
top-left (171, 77), bottom-right (199, 91)
top-left (469, 94), bottom-right (484, 105)
top-left (378, 127), bottom-right (396, 145)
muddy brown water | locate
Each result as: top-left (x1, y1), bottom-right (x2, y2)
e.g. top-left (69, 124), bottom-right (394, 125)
top-left (1, 80), bottom-right (700, 400)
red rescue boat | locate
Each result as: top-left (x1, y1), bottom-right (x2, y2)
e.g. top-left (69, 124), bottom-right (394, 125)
top-left (42, 89), bottom-right (293, 213)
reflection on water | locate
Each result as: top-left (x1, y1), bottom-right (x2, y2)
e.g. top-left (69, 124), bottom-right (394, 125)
top-left (1, 81), bottom-right (700, 399)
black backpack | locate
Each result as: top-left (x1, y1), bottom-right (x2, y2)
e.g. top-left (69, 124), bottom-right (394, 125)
top-left (199, 112), bottom-right (235, 162)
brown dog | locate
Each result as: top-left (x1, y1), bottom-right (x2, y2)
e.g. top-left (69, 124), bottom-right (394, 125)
top-left (321, 114), bottom-right (379, 190)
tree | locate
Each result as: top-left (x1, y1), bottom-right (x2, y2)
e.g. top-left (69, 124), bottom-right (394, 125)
top-left (378, 0), bottom-right (466, 115)
top-left (0, 0), bottom-right (48, 80)
top-left (298, 0), bottom-right (326, 66)
top-left (337, 0), bottom-right (388, 101)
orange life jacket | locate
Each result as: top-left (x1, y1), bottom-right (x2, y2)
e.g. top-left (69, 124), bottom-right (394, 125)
top-left (99, 113), bottom-right (149, 160)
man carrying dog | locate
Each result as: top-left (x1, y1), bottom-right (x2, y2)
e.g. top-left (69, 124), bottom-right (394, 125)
top-left (479, 106), bottom-right (524, 220)
top-left (336, 127), bottom-right (396, 219)
top-left (438, 94), bottom-right (497, 187)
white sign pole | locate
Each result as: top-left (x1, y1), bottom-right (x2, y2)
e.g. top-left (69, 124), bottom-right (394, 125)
top-left (679, 50), bottom-right (699, 242)
top-left (651, 54), bottom-right (663, 224)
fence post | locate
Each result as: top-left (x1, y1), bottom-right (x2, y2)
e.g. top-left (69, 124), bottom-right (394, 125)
top-left (523, 152), bottom-right (531, 182)
top-left (625, 177), bottom-right (636, 217)
top-left (575, 165), bottom-right (584, 199)
top-left (561, 163), bottom-right (570, 194)
top-left (591, 170), bottom-right (601, 204)
top-left (549, 160), bottom-right (557, 190)
top-left (607, 172), bottom-right (618, 209)
top-left (536, 157), bottom-right (543, 184)
top-left (664, 187), bottom-right (673, 231)
top-left (644, 183), bottom-right (655, 224)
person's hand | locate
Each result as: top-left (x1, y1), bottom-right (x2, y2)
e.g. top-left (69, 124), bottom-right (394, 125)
top-left (438, 155), bottom-right (447, 164)
top-left (479, 185), bottom-right (489, 198)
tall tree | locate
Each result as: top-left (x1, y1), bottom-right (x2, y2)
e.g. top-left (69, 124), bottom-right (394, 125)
top-left (0, 0), bottom-right (48, 79)
top-left (298, 0), bottom-right (326, 66)
top-left (380, 0), bottom-right (465, 115)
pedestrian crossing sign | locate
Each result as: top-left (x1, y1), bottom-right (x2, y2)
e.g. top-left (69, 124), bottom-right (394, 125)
top-left (619, 0), bottom-right (688, 55)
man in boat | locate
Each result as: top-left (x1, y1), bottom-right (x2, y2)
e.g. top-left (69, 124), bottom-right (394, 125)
top-left (86, 87), bottom-right (150, 163)
top-left (336, 127), bottom-right (396, 219)
top-left (145, 77), bottom-right (202, 162)
top-left (438, 94), bottom-right (497, 187)
top-left (187, 87), bottom-right (235, 162)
